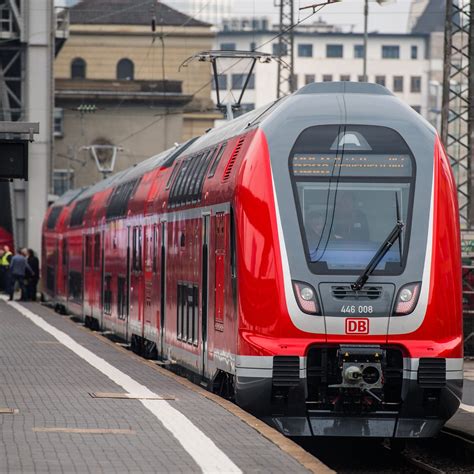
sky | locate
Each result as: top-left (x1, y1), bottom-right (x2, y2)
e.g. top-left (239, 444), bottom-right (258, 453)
top-left (165, 0), bottom-right (414, 34)
top-left (56, 0), bottom-right (415, 34)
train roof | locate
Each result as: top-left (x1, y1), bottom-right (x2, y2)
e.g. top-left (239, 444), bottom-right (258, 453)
top-left (52, 186), bottom-right (89, 207)
top-left (64, 81), bottom-right (431, 209)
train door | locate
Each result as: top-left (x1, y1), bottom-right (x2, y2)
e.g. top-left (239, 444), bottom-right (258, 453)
top-left (143, 224), bottom-right (154, 340)
top-left (214, 212), bottom-right (226, 331)
top-left (125, 226), bottom-right (131, 341)
top-left (99, 230), bottom-right (104, 329)
top-left (62, 238), bottom-right (68, 304)
top-left (81, 235), bottom-right (86, 318)
top-left (201, 214), bottom-right (210, 377)
top-left (159, 220), bottom-right (167, 358)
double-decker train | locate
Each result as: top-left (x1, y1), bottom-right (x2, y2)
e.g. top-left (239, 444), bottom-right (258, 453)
top-left (42, 82), bottom-right (463, 438)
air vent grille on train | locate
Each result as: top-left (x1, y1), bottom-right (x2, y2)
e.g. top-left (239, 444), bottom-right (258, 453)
top-left (331, 286), bottom-right (382, 300)
top-left (222, 136), bottom-right (245, 182)
top-left (417, 358), bottom-right (446, 388)
top-left (272, 356), bottom-right (300, 387)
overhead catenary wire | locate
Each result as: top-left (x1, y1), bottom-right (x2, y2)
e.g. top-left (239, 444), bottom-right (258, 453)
top-left (115, 5), bottom-right (326, 145)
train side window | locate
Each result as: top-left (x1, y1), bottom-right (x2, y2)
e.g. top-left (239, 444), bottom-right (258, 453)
top-left (138, 227), bottom-right (142, 271)
top-left (132, 227), bottom-right (137, 270)
top-left (230, 208), bottom-right (237, 279)
top-left (152, 225), bottom-right (158, 273)
top-left (85, 235), bottom-right (92, 268)
top-left (192, 148), bottom-right (216, 200)
top-left (70, 197), bottom-right (91, 227)
top-left (166, 160), bottom-right (183, 191)
top-left (117, 276), bottom-right (126, 319)
top-left (182, 153), bottom-right (202, 204)
top-left (132, 226), bottom-right (143, 272)
top-left (193, 285), bottom-right (198, 346)
top-left (208, 143), bottom-right (227, 178)
top-left (170, 158), bottom-right (190, 205)
top-left (68, 271), bottom-right (82, 302)
top-left (47, 206), bottom-right (63, 230)
top-left (176, 282), bottom-right (198, 345)
top-left (62, 239), bottom-right (67, 265)
top-left (94, 233), bottom-right (100, 268)
top-left (104, 275), bottom-right (112, 314)
top-left (106, 179), bottom-right (140, 221)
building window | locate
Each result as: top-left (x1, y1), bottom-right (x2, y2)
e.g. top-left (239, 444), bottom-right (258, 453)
top-left (354, 44), bottom-right (364, 58)
top-left (358, 75), bottom-right (365, 82)
top-left (54, 108), bottom-right (64, 138)
top-left (232, 73), bottom-right (254, 90)
top-left (53, 169), bottom-right (74, 196)
top-left (411, 105), bottom-right (421, 114)
top-left (273, 42), bottom-right (288, 56)
top-left (305, 74), bottom-right (315, 85)
top-left (71, 57), bottom-right (86, 79)
top-left (322, 74), bottom-right (332, 82)
top-left (411, 76), bottom-right (421, 93)
top-left (382, 45), bottom-right (399, 59)
top-left (298, 44), bottom-right (313, 57)
top-left (340, 75), bottom-right (350, 81)
top-left (393, 75), bottom-right (404, 92)
top-left (375, 75), bottom-right (386, 86)
top-left (326, 44), bottom-right (343, 58)
top-left (116, 58), bottom-right (134, 80)
top-left (220, 42), bottom-right (236, 51)
top-left (211, 74), bottom-right (227, 90)
top-left (411, 45), bottom-right (418, 59)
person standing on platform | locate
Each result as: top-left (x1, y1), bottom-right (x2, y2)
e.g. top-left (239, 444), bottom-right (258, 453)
top-left (0, 245), bottom-right (13, 293)
top-left (8, 248), bottom-right (33, 301)
top-left (26, 249), bottom-right (39, 301)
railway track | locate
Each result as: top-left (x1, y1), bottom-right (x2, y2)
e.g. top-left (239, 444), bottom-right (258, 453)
top-left (294, 428), bottom-right (473, 473)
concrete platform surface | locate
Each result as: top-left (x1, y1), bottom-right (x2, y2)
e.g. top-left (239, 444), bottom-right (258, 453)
top-left (0, 299), bottom-right (331, 474)
top-left (445, 359), bottom-right (474, 440)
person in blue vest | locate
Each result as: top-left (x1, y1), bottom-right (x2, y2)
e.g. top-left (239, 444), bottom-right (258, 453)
top-left (0, 245), bottom-right (13, 293)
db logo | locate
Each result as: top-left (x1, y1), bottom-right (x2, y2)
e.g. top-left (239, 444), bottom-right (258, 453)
top-left (345, 318), bottom-right (369, 334)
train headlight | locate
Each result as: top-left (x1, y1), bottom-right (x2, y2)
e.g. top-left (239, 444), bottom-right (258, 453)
top-left (300, 287), bottom-right (314, 301)
top-left (399, 288), bottom-right (413, 302)
top-left (393, 282), bottom-right (421, 315)
top-left (293, 281), bottom-right (320, 315)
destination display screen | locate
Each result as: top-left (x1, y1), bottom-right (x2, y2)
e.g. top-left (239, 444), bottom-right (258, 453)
top-left (292, 153), bottom-right (412, 178)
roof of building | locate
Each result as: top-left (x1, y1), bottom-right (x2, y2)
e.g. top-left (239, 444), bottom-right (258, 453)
top-left (70, 0), bottom-right (209, 27)
top-left (411, 0), bottom-right (445, 34)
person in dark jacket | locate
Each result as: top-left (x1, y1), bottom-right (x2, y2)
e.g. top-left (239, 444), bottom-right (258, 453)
top-left (26, 249), bottom-right (39, 301)
top-left (26, 249), bottom-right (40, 301)
top-left (8, 248), bottom-right (33, 301)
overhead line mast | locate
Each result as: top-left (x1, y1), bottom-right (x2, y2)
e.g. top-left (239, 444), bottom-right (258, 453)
top-left (276, 0), bottom-right (295, 98)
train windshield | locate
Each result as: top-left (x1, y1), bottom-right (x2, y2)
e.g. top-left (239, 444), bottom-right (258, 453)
top-left (290, 125), bottom-right (415, 274)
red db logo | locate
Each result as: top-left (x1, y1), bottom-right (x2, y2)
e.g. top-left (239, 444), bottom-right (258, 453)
top-left (345, 318), bottom-right (369, 334)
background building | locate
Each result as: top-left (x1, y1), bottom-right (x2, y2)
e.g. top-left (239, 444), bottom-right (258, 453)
top-left (0, 0), bottom-right (58, 253)
top-left (53, 0), bottom-right (217, 191)
top-left (213, 21), bottom-right (430, 118)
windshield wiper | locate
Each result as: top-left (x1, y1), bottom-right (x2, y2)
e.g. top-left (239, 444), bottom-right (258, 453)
top-left (351, 220), bottom-right (405, 292)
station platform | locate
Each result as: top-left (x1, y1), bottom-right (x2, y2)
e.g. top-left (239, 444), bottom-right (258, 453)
top-left (445, 359), bottom-right (474, 440)
top-left (0, 298), bottom-right (331, 473)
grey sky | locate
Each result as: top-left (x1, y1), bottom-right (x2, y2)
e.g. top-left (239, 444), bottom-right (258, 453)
top-left (56, 0), bottom-right (414, 33)
top-left (166, 0), bottom-right (413, 33)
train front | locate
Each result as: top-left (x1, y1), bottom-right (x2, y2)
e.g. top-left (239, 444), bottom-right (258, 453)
top-left (235, 82), bottom-right (463, 438)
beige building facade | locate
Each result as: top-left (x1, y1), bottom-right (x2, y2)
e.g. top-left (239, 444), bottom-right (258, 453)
top-left (53, 0), bottom-right (218, 194)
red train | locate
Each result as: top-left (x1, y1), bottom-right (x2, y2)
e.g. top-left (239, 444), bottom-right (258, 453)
top-left (0, 183), bottom-right (14, 250)
top-left (42, 82), bottom-right (463, 438)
